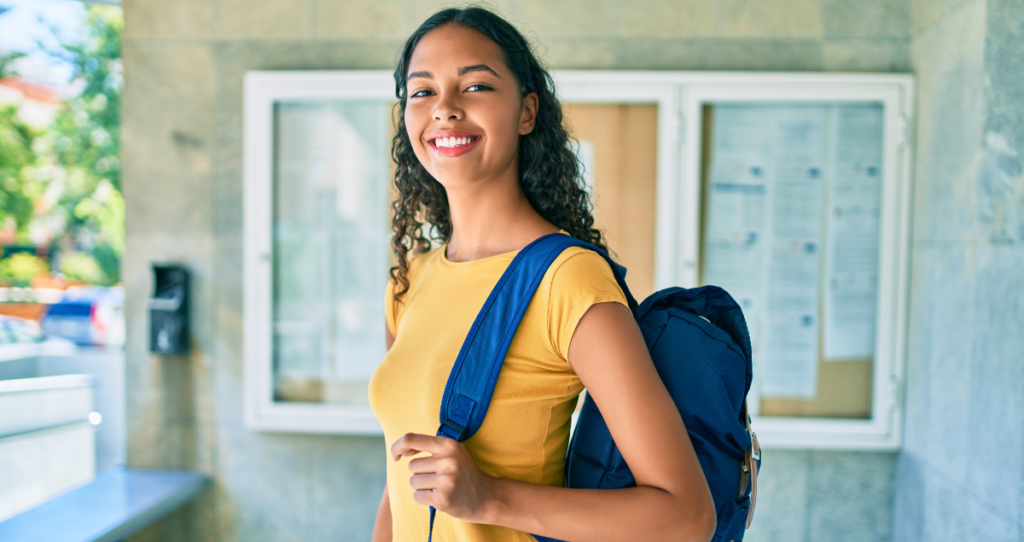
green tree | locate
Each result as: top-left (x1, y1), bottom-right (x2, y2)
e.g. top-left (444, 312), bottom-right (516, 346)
top-left (47, 6), bottom-right (123, 285)
top-left (0, 10), bottom-right (36, 240)
top-left (50, 6), bottom-right (122, 193)
top-left (0, 252), bottom-right (48, 285)
top-left (0, 105), bottom-right (38, 237)
top-left (0, 5), bottom-right (124, 286)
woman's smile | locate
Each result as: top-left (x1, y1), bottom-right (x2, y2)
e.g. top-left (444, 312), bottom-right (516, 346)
top-left (428, 129), bottom-right (483, 157)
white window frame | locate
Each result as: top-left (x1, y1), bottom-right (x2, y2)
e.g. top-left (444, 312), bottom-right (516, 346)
top-left (243, 70), bottom-right (914, 449)
top-left (243, 71), bottom-right (394, 434)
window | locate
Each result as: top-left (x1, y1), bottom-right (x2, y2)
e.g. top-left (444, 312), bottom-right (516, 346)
top-left (244, 73), bottom-right (394, 433)
top-left (678, 75), bottom-right (914, 449)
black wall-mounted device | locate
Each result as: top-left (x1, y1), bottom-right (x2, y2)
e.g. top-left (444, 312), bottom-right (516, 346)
top-left (148, 264), bottom-right (189, 354)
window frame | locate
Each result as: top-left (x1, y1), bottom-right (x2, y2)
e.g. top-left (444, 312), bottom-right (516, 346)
top-left (674, 74), bottom-right (914, 450)
top-left (243, 71), bottom-right (394, 434)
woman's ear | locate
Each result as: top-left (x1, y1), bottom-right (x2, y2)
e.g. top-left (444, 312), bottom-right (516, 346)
top-left (519, 92), bottom-right (539, 135)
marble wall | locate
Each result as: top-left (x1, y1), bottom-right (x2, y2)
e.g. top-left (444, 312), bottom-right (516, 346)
top-left (121, 1), bottom-right (914, 540)
top-left (894, 0), bottom-right (1024, 540)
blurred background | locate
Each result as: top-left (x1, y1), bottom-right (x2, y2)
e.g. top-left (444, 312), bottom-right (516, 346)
top-left (0, 0), bottom-right (1021, 541)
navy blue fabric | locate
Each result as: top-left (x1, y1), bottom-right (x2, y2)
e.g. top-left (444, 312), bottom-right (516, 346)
top-left (430, 233), bottom-right (758, 542)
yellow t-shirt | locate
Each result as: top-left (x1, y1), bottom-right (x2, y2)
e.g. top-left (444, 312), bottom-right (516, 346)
top-left (368, 239), bottom-right (628, 542)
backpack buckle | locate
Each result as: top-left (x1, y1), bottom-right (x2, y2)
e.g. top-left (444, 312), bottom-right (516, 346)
top-left (437, 419), bottom-right (467, 441)
top-left (738, 399), bottom-right (760, 529)
top-left (749, 431), bottom-right (760, 461)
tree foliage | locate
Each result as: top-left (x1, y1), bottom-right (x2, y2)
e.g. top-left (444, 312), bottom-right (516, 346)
top-left (0, 5), bottom-right (123, 286)
top-left (0, 105), bottom-right (38, 234)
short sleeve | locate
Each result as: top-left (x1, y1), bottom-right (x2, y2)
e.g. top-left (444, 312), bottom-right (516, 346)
top-left (384, 277), bottom-right (399, 338)
top-left (546, 250), bottom-right (630, 360)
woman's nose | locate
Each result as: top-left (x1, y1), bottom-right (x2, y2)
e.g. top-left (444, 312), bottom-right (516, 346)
top-left (433, 93), bottom-right (463, 121)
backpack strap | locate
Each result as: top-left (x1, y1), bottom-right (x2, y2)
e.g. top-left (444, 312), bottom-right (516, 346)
top-left (428, 233), bottom-right (635, 542)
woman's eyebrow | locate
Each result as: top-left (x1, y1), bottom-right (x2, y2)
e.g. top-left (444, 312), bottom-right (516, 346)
top-left (459, 64), bottom-right (500, 78)
top-left (405, 65), bottom-right (500, 83)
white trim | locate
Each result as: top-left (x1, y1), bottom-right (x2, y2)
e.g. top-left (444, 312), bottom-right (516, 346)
top-left (243, 70), bottom-right (914, 449)
top-left (0, 374), bottom-right (96, 394)
top-left (243, 71), bottom-right (394, 434)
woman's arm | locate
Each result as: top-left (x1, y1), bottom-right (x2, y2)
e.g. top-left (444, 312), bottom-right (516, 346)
top-left (392, 302), bottom-right (717, 542)
top-left (371, 322), bottom-right (397, 542)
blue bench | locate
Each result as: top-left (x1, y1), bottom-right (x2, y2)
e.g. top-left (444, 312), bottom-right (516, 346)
top-left (0, 468), bottom-right (210, 542)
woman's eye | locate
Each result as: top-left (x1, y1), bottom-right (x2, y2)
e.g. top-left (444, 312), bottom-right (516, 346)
top-left (466, 84), bottom-right (492, 92)
top-left (410, 89), bottom-right (433, 98)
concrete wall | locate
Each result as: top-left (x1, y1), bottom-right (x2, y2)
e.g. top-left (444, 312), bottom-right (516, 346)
top-left (895, 0), bottom-right (1024, 540)
top-left (121, 1), bottom-right (912, 540)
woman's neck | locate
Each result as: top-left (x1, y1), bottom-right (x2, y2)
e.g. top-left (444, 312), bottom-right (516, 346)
top-left (444, 174), bottom-right (558, 263)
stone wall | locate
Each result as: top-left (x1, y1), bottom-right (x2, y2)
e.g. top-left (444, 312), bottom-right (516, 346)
top-left (121, 1), bottom-right (912, 540)
top-left (894, 0), bottom-right (1024, 540)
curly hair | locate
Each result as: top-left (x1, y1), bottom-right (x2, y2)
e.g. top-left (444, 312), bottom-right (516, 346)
top-left (389, 6), bottom-right (608, 302)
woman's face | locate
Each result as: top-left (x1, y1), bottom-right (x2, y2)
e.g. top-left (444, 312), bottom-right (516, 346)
top-left (404, 24), bottom-right (537, 190)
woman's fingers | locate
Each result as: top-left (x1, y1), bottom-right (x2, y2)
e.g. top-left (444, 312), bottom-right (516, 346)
top-left (390, 433), bottom-right (454, 461)
top-left (409, 473), bottom-right (451, 490)
top-left (413, 488), bottom-right (452, 509)
top-left (408, 454), bottom-right (459, 474)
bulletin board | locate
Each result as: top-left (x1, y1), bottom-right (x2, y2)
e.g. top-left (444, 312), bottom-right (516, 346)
top-left (671, 74), bottom-right (915, 450)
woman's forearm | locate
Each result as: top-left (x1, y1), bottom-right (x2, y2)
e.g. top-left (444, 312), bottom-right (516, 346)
top-left (371, 485), bottom-right (392, 542)
top-left (392, 428), bottom-right (716, 542)
top-left (482, 477), bottom-right (716, 542)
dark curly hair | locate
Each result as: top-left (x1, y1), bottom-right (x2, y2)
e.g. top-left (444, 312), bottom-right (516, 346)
top-left (389, 6), bottom-right (607, 302)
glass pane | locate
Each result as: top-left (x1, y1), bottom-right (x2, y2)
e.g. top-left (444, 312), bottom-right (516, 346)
top-left (272, 100), bottom-right (391, 404)
top-left (699, 102), bottom-right (884, 419)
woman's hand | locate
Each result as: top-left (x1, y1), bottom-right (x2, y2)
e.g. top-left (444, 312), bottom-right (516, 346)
top-left (391, 433), bottom-right (496, 523)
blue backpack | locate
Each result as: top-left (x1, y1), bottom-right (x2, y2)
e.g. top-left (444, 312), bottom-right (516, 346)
top-left (431, 233), bottom-right (760, 542)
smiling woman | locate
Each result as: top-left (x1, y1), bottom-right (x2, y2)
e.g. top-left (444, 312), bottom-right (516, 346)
top-left (386, 10), bottom-right (607, 302)
top-left (369, 7), bottom-right (716, 542)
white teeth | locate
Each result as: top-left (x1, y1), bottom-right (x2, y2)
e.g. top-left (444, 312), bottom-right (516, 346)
top-left (435, 136), bottom-right (474, 148)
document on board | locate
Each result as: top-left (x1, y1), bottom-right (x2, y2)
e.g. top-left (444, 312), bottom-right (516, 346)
top-left (703, 106), bottom-right (774, 363)
top-left (759, 107), bottom-right (827, 398)
top-left (762, 313), bottom-right (819, 398)
top-left (823, 105), bottom-right (884, 360)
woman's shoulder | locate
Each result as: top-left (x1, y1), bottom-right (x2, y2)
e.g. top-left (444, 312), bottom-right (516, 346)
top-left (547, 246), bottom-right (620, 287)
top-left (541, 246), bottom-right (628, 359)
top-left (543, 246), bottom-right (627, 309)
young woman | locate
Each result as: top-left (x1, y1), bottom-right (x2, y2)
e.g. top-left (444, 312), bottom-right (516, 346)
top-left (368, 7), bottom-right (716, 542)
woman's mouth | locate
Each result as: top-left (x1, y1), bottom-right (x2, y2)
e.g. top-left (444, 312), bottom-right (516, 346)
top-left (428, 135), bottom-right (482, 157)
